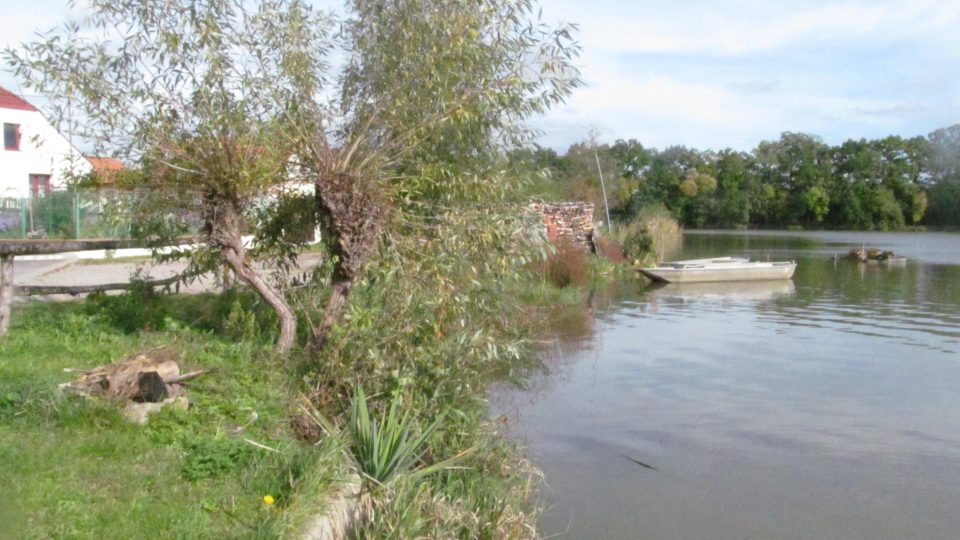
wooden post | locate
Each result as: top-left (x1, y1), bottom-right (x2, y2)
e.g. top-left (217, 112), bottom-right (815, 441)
top-left (74, 191), bottom-right (81, 239)
top-left (20, 198), bottom-right (27, 238)
top-left (0, 254), bottom-right (14, 335)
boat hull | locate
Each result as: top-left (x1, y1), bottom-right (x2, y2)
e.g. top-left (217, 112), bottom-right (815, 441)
top-left (639, 261), bottom-right (796, 283)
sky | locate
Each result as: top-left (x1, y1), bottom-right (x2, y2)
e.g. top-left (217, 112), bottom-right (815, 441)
top-left (2, 0), bottom-right (958, 153)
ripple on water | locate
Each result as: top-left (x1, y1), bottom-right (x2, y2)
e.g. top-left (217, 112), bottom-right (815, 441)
top-left (497, 233), bottom-right (960, 540)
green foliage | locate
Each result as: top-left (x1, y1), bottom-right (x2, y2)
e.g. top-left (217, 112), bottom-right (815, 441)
top-left (341, 0), bottom-right (581, 204)
top-left (868, 187), bottom-right (905, 230)
top-left (295, 203), bottom-right (543, 405)
top-left (801, 185), bottom-right (830, 223)
top-left (182, 435), bottom-right (255, 481)
top-left (927, 179), bottom-right (960, 226)
top-left (84, 276), bottom-right (171, 333)
top-left (225, 299), bottom-right (261, 342)
top-left (27, 191), bottom-right (75, 238)
top-left (532, 125), bottom-right (960, 230)
top-left (616, 205), bottom-right (683, 266)
top-left (351, 412), bottom-right (540, 540)
top-left (620, 225), bottom-right (654, 264)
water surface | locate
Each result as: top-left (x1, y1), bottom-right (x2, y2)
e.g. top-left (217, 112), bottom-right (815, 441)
top-left (491, 231), bottom-right (960, 540)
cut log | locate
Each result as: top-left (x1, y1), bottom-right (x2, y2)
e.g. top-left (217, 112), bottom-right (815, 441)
top-left (163, 370), bottom-right (210, 384)
top-left (136, 371), bottom-right (169, 402)
top-left (60, 348), bottom-right (204, 405)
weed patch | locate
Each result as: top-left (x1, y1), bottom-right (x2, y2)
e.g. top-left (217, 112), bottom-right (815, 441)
top-left (182, 435), bottom-right (256, 481)
top-left (542, 238), bottom-right (589, 288)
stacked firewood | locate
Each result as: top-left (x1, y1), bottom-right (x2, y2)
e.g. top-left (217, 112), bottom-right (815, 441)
top-left (529, 202), bottom-right (596, 251)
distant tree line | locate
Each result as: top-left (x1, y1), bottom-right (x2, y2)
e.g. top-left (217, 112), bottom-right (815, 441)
top-left (515, 125), bottom-right (960, 230)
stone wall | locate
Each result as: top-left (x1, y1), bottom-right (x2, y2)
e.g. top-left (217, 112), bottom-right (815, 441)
top-left (529, 202), bottom-right (595, 252)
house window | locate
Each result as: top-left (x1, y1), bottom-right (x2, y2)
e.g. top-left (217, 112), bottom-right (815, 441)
top-left (4, 123), bottom-right (20, 151)
top-left (29, 174), bottom-right (52, 198)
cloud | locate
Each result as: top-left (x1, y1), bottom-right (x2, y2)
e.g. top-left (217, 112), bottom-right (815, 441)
top-left (533, 0), bottom-right (960, 151)
top-left (4, 0), bottom-right (957, 152)
top-left (551, 0), bottom-right (960, 57)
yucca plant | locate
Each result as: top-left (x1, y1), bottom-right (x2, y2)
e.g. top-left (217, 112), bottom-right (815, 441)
top-left (350, 387), bottom-right (448, 486)
top-left (297, 389), bottom-right (472, 489)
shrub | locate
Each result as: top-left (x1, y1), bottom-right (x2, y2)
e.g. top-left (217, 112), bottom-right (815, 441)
top-left (618, 224), bottom-right (654, 265)
top-left (84, 275), bottom-right (171, 333)
top-left (543, 238), bottom-right (588, 288)
top-left (616, 205), bottom-right (682, 266)
top-left (594, 235), bottom-right (626, 263)
top-left (224, 299), bottom-right (260, 341)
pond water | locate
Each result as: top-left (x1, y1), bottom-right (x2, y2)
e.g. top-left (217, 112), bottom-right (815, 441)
top-left (491, 231), bottom-right (960, 540)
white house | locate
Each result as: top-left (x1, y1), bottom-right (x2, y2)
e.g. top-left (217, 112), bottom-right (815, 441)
top-left (1, 86), bottom-right (91, 199)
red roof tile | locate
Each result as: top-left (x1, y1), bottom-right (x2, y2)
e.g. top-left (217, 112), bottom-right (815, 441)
top-left (86, 156), bottom-right (125, 172)
top-left (0, 86), bottom-right (39, 112)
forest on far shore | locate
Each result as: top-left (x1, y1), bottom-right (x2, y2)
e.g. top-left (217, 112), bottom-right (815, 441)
top-left (516, 124), bottom-right (960, 230)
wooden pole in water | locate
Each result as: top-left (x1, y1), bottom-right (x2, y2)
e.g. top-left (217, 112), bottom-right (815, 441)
top-left (594, 151), bottom-right (612, 233)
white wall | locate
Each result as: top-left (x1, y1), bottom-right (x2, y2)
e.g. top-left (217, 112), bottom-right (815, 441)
top-left (0, 107), bottom-right (91, 199)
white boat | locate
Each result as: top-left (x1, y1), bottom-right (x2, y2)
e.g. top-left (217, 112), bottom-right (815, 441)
top-left (638, 256), bottom-right (796, 283)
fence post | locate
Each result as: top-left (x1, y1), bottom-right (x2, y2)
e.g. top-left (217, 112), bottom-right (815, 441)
top-left (20, 198), bottom-right (27, 239)
top-left (74, 191), bottom-right (81, 239)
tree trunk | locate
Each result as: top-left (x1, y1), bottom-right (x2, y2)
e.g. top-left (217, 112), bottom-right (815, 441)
top-left (208, 199), bottom-right (296, 354)
top-left (309, 171), bottom-right (386, 351)
top-left (221, 242), bottom-right (297, 354)
top-left (311, 274), bottom-right (353, 350)
top-left (0, 254), bottom-right (13, 335)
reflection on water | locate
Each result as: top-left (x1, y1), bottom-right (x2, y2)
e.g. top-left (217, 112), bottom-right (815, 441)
top-left (645, 280), bottom-right (797, 303)
top-left (491, 231), bottom-right (960, 540)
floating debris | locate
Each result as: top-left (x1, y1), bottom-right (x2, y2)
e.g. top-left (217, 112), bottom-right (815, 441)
top-left (847, 247), bottom-right (905, 264)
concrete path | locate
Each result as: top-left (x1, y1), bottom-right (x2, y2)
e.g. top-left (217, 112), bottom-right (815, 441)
top-left (13, 252), bottom-right (326, 299)
top-left (12, 259), bottom-right (76, 284)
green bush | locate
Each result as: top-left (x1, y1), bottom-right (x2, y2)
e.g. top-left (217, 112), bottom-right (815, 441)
top-left (84, 277), bottom-right (171, 333)
top-left (616, 205), bottom-right (682, 266)
top-left (618, 224), bottom-right (654, 264)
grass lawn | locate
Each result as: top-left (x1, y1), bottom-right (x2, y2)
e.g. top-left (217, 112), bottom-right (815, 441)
top-left (0, 239), bottom-right (622, 538)
top-left (0, 299), bottom-right (342, 539)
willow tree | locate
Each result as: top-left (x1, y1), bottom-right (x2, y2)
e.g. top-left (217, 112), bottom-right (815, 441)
top-left (6, 0), bottom-right (580, 353)
top-left (300, 0), bottom-right (581, 347)
top-left (5, 0), bottom-right (338, 353)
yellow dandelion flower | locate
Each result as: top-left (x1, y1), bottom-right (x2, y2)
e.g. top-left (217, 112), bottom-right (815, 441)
top-left (262, 495), bottom-right (275, 506)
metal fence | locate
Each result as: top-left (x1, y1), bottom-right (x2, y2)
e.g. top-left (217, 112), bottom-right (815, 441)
top-left (0, 190), bottom-right (200, 240)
